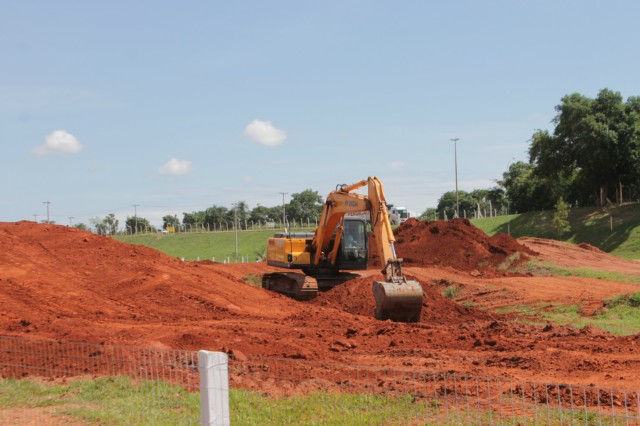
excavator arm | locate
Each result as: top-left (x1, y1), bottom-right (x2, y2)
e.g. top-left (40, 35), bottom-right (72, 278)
top-left (311, 177), bottom-right (402, 277)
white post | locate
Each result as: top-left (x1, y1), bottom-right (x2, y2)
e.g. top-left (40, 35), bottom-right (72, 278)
top-left (199, 351), bottom-right (230, 426)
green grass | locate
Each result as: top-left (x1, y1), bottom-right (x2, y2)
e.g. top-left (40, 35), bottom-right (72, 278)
top-left (1, 377), bottom-right (625, 425)
top-left (0, 377), bottom-right (430, 425)
top-left (231, 389), bottom-right (425, 425)
top-left (0, 376), bottom-right (199, 425)
top-left (494, 294), bottom-right (640, 335)
top-left (522, 260), bottom-right (640, 284)
top-left (443, 285), bottom-right (459, 299)
top-left (471, 203), bottom-right (640, 259)
top-left (114, 230), bottom-right (276, 262)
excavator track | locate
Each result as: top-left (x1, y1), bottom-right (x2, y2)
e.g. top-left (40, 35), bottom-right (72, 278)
top-left (307, 271), bottom-right (360, 291)
top-left (262, 272), bottom-right (318, 301)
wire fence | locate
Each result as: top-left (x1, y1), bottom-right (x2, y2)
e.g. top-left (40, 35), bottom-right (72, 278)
top-left (0, 335), bottom-right (201, 425)
top-left (1, 335), bottom-right (639, 425)
top-left (111, 219), bottom-right (319, 236)
top-left (231, 356), bottom-right (640, 425)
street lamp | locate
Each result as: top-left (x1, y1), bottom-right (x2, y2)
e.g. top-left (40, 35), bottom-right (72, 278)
top-left (450, 138), bottom-right (460, 218)
top-left (43, 201), bottom-right (51, 223)
top-left (132, 204), bottom-right (139, 233)
top-left (233, 203), bottom-right (239, 263)
top-left (279, 192), bottom-right (288, 230)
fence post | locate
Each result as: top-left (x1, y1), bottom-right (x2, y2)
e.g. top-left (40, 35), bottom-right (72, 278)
top-left (199, 350), bottom-right (230, 426)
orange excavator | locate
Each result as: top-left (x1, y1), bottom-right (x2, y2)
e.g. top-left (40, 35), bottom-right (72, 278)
top-left (262, 177), bottom-right (423, 322)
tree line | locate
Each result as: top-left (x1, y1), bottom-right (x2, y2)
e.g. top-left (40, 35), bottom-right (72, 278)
top-left (86, 189), bottom-right (324, 234)
top-left (81, 88), bottom-right (640, 233)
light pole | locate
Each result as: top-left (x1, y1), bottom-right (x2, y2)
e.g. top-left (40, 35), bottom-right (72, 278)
top-left (68, 216), bottom-right (74, 227)
top-left (43, 201), bottom-right (51, 223)
top-left (279, 192), bottom-right (288, 230)
top-left (233, 203), bottom-right (239, 263)
top-left (450, 138), bottom-right (460, 218)
top-left (132, 204), bottom-right (139, 233)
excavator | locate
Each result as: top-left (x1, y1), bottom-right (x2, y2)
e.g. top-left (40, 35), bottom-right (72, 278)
top-left (262, 176), bottom-right (423, 322)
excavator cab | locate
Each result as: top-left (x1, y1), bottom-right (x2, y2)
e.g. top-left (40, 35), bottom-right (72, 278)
top-left (336, 218), bottom-right (368, 270)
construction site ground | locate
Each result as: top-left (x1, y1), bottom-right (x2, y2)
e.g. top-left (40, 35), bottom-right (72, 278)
top-left (1, 219), bottom-right (640, 392)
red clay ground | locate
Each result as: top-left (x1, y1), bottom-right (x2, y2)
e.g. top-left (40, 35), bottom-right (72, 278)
top-left (1, 220), bottom-right (639, 391)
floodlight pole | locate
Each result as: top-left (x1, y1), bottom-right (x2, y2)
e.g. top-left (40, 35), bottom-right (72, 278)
top-left (43, 201), bottom-right (51, 223)
top-left (450, 138), bottom-right (460, 218)
top-left (132, 204), bottom-right (139, 233)
top-left (279, 192), bottom-right (288, 230)
top-left (233, 203), bottom-right (239, 263)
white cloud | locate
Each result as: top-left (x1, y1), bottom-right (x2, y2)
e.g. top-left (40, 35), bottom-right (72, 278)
top-left (389, 160), bottom-right (405, 169)
top-left (32, 130), bottom-right (83, 156)
top-left (244, 119), bottom-right (287, 146)
top-left (158, 158), bottom-right (193, 175)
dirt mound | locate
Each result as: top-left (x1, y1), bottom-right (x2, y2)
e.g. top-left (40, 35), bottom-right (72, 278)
top-left (520, 237), bottom-right (640, 273)
top-left (577, 242), bottom-right (606, 253)
top-left (370, 218), bottom-right (534, 273)
top-left (312, 273), bottom-right (493, 324)
top-left (0, 221), bottom-right (298, 344)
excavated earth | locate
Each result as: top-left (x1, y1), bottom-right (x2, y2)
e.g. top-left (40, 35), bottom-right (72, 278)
top-left (1, 219), bottom-right (640, 393)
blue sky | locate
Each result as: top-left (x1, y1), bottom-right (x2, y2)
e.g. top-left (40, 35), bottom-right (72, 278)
top-left (2, 1), bottom-right (639, 227)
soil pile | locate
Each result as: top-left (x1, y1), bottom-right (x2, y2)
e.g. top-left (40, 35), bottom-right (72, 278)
top-left (370, 218), bottom-right (535, 273)
top-left (0, 221), bottom-right (297, 344)
top-left (313, 274), bottom-right (493, 324)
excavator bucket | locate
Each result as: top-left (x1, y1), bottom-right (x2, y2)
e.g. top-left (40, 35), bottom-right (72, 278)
top-left (372, 279), bottom-right (423, 322)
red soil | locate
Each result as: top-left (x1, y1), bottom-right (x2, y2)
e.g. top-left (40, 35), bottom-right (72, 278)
top-left (370, 218), bottom-right (535, 276)
top-left (1, 221), bottom-right (640, 392)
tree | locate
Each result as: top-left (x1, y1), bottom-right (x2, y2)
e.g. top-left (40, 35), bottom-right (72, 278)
top-left (91, 213), bottom-right (119, 235)
top-left (530, 89), bottom-right (640, 206)
top-left (74, 223), bottom-right (89, 231)
top-left (249, 205), bottom-right (272, 224)
top-left (419, 207), bottom-right (438, 221)
top-left (499, 161), bottom-right (554, 213)
top-left (125, 216), bottom-right (154, 234)
top-left (182, 211), bottom-right (205, 230)
top-left (486, 187), bottom-right (509, 214)
top-left (203, 206), bottom-right (229, 230)
top-left (287, 189), bottom-right (323, 223)
top-left (162, 215), bottom-right (180, 230)
top-left (226, 202), bottom-right (249, 230)
top-left (552, 197), bottom-right (571, 237)
top-left (436, 190), bottom-right (476, 219)
top-left (267, 206), bottom-right (284, 223)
